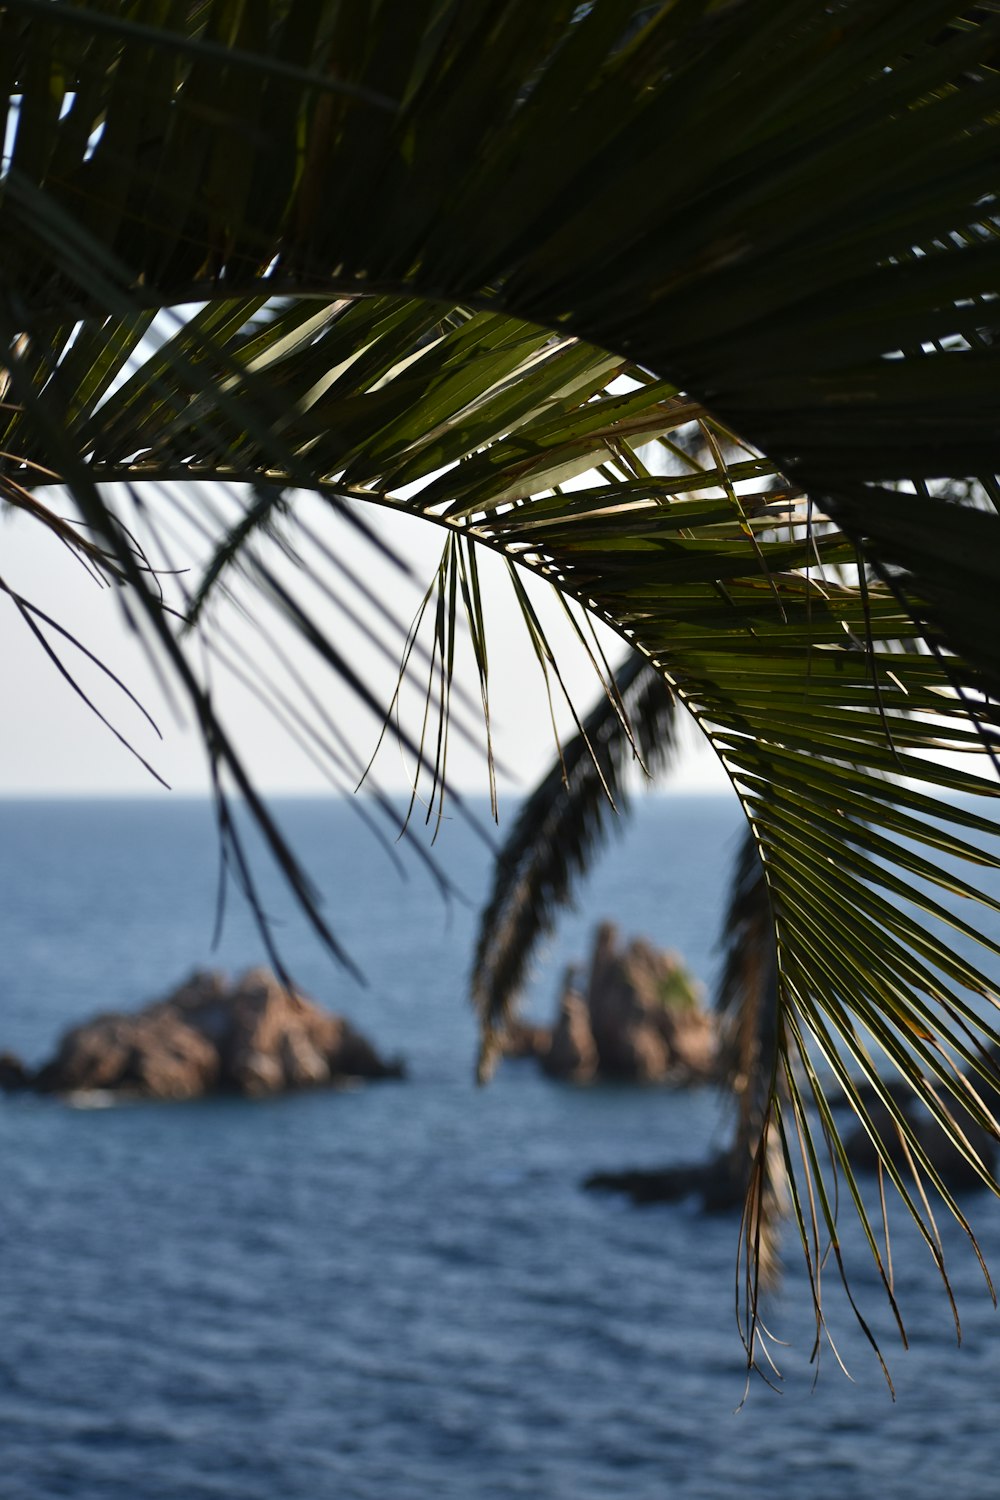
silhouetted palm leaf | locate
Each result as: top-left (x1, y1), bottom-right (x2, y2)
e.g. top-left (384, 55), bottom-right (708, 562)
top-left (472, 650), bottom-right (680, 1079)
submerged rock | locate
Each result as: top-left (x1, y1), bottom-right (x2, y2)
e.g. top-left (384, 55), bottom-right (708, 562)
top-left (12, 968), bottom-right (404, 1102)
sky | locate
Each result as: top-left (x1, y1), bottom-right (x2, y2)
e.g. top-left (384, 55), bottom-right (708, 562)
top-left (0, 489), bottom-right (730, 805)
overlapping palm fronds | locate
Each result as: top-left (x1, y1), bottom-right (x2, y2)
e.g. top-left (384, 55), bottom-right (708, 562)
top-left (2, 0), bottom-right (1000, 1377)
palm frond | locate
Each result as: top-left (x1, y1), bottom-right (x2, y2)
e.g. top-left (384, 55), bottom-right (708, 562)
top-left (472, 650), bottom-right (679, 1080)
top-left (2, 0), bottom-right (1000, 1377)
top-left (716, 827), bottom-right (787, 1328)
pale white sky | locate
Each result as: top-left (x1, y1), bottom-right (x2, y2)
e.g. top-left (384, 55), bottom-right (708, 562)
top-left (0, 489), bottom-right (730, 803)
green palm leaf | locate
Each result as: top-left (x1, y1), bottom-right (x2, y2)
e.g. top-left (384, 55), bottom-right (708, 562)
top-left (3, 0), bottom-right (1000, 1379)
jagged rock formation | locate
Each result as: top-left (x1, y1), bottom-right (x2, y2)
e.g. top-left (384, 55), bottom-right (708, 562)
top-left (543, 989), bottom-right (600, 1084)
top-left (3, 969), bottom-right (404, 1101)
top-left (502, 922), bottom-right (717, 1086)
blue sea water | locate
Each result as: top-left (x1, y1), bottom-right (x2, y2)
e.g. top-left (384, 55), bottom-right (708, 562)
top-left (1, 792), bottom-right (999, 1499)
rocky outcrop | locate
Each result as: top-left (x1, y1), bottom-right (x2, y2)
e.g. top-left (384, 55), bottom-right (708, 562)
top-left (588, 923), bottom-right (716, 1081)
top-left (0, 1051), bottom-right (30, 1092)
top-left (34, 1005), bottom-right (220, 1099)
top-left (9, 968), bottom-right (404, 1102)
top-left (837, 1083), bottom-right (998, 1192)
top-left (502, 923), bottom-right (716, 1086)
top-left (588, 1084), bottom-right (1000, 1213)
top-left (585, 1152), bottom-right (747, 1211)
top-left (498, 1019), bottom-right (553, 1063)
top-left (542, 986), bottom-right (599, 1084)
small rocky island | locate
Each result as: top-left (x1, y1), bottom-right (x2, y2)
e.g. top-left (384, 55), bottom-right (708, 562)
top-left (0, 968), bottom-right (403, 1102)
top-left (501, 921), bottom-right (717, 1085)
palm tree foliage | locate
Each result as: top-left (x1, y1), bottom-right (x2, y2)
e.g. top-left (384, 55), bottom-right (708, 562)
top-left (2, 0), bottom-right (1000, 1378)
top-left (472, 649), bottom-right (683, 1081)
top-left (469, 658), bottom-right (813, 1363)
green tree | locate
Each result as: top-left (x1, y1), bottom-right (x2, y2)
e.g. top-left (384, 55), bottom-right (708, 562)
top-left (2, 0), bottom-right (1000, 1381)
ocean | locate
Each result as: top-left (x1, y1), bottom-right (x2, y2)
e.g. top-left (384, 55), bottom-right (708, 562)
top-left (1, 793), bottom-right (999, 1499)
